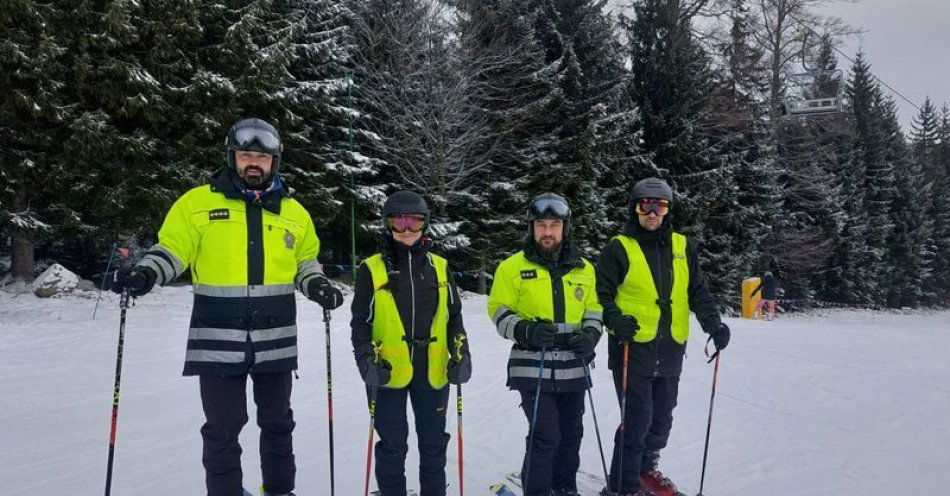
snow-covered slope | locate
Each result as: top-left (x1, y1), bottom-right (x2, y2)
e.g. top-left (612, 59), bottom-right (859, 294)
top-left (1, 287), bottom-right (948, 495)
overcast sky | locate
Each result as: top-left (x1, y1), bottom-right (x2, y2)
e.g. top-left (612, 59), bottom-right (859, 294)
top-left (821, 0), bottom-right (950, 131)
top-left (609, 0), bottom-right (948, 132)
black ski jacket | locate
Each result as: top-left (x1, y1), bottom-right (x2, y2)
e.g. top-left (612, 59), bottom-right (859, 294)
top-left (596, 221), bottom-right (721, 377)
top-left (752, 273), bottom-right (777, 300)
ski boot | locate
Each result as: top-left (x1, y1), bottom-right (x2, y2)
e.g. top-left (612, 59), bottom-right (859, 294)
top-left (639, 469), bottom-right (680, 496)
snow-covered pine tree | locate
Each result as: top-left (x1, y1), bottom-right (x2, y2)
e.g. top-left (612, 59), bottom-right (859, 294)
top-left (700, 0), bottom-right (782, 308)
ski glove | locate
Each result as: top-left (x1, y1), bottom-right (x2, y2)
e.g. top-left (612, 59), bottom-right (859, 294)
top-left (568, 327), bottom-right (600, 358)
top-left (709, 322), bottom-right (730, 351)
top-left (447, 351), bottom-right (472, 385)
top-left (515, 320), bottom-right (557, 350)
top-left (610, 314), bottom-right (640, 342)
top-left (357, 351), bottom-right (392, 387)
top-left (306, 277), bottom-right (344, 310)
top-left (111, 266), bottom-right (156, 297)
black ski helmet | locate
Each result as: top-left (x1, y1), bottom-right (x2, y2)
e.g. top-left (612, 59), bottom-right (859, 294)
top-left (526, 192), bottom-right (571, 237)
top-left (225, 118), bottom-right (283, 173)
top-left (381, 190), bottom-right (430, 230)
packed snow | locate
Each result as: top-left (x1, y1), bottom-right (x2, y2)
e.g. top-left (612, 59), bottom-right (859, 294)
top-left (1, 286), bottom-right (948, 495)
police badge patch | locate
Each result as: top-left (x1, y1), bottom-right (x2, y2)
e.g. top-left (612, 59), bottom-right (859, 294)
top-left (574, 285), bottom-right (585, 301)
top-left (283, 231), bottom-right (295, 249)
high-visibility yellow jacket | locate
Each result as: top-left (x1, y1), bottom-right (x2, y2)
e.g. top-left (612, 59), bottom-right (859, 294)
top-left (136, 169), bottom-right (324, 376)
top-left (487, 242), bottom-right (603, 392)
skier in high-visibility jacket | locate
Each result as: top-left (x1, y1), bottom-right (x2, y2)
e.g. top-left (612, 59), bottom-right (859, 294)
top-left (487, 193), bottom-right (604, 496)
top-left (110, 118), bottom-right (343, 496)
top-left (596, 178), bottom-right (730, 496)
top-left (350, 190), bottom-right (471, 496)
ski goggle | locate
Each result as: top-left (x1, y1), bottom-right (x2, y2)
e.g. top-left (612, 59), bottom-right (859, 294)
top-left (635, 198), bottom-right (670, 216)
top-left (529, 197), bottom-right (570, 220)
top-left (387, 214), bottom-right (427, 233)
top-left (229, 127), bottom-right (282, 155)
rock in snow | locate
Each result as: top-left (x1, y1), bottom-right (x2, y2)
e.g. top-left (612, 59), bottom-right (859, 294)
top-left (31, 263), bottom-right (79, 297)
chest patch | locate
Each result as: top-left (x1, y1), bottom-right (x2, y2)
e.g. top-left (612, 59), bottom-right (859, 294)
top-left (574, 285), bottom-right (585, 301)
top-left (209, 208), bottom-right (230, 221)
top-left (283, 231), bottom-right (296, 249)
top-left (520, 269), bottom-right (538, 280)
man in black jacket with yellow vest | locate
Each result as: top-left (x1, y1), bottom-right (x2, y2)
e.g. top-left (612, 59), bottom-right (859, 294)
top-left (111, 118), bottom-right (343, 496)
top-left (350, 191), bottom-right (471, 496)
top-left (596, 178), bottom-right (729, 496)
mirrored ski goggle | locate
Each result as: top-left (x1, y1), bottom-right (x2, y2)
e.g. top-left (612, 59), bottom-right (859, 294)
top-left (635, 198), bottom-right (670, 216)
top-left (529, 197), bottom-right (570, 219)
top-left (230, 127), bottom-right (281, 154)
top-left (387, 214), bottom-right (427, 233)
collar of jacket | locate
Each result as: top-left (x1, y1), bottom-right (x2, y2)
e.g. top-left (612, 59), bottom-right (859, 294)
top-left (623, 219), bottom-right (673, 246)
top-left (379, 233), bottom-right (431, 272)
top-left (209, 168), bottom-right (285, 214)
top-left (522, 236), bottom-right (583, 271)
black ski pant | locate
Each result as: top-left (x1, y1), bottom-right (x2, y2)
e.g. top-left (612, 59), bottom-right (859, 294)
top-left (370, 373), bottom-right (451, 496)
top-left (518, 389), bottom-right (586, 496)
top-left (607, 371), bottom-right (679, 492)
top-left (199, 372), bottom-right (295, 496)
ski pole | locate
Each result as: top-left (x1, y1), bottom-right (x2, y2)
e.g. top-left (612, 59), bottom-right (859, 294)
top-left (323, 309), bottom-right (336, 496)
top-left (582, 360), bottom-right (610, 486)
top-left (522, 346), bottom-right (546, 491)
top-left (104, 239), bottom-right (136, 496)
top-left (615, 341), bottom-right (630, 493)
top-left (93, 241), bottom-right (118, 320)
top-left (454, 334), bottom-right (467, 496)
top-left (363, 341), bottom-right (382, 496)
top-left (697, 347), bottom-right (722, 496)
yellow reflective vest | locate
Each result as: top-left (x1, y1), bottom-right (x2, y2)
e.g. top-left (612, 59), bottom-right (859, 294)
top-left (613, 232), bottom-right (691, 344)
top-left (364, 253), bottom-right (451, 389)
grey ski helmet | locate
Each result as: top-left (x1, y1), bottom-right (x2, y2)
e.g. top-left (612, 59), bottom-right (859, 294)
top-left (226, 118), bottom-right (283, 173)
top-left (631, 177), bottom-right (673, 202)
top-left (382, 190), bottom-right (430, 230)
top-left (526, 192), bottom-right (571, 237)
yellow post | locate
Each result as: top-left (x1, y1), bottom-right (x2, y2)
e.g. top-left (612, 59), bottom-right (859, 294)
top-left (742, 277), bottom-right (761, 319)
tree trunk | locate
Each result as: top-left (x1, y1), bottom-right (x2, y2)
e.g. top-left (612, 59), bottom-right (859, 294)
top-left (10, 192), bottom-right (35, 281)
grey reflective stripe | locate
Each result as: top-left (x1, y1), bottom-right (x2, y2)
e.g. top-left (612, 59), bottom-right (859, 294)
top-left (497, 314), bottom-right (521, 341)
top-left (510, 349), bottom-right (579, 362)
top-left (136, 244), bottom-right (186, 285)
top-left (137, 257), bottom-right (173, 285)
top-left (255, 346), bottom-right (298, 363)
top-left (249, 325), bottom-right (297, 343)
top-left (193, 284), bottom-right (295, 297)
top-left (553, 367), bottom-right (587, 381)
top-left (186, 349), bottom-right (246, 363)
top-left (510, 366), bottom-right (552, 380)
top-left (583, 309), bottom-right (603, 323)
top-left (189, 327), bottom-right (247, 342)
top-left (295, 259), bottom-right (324, 294)
top-left (493, 305), bottom-right (523, 341)
top-left (555, 323), bottom-right (581, 334)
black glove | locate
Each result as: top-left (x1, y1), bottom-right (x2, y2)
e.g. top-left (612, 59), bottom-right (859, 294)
top-left (610, 314), bottom-right (640, 342)
top-left (111, 266), bottom-right (156, 297)
top-left (709, 322), bottom-right (730, 351)
top-left (515, 320), bottom-right (557, 349)
top-left (307, 277), bottom-right (344, 310)
top-left (567, 327), bottom-right (600, 357)
top-left (447, 351), bottom-right (472, 385)
top-left (357, 350), bottom-right (392, 387)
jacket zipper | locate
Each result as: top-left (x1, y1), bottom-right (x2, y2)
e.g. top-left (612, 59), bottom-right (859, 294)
top-left (409, 250), bottom-right (416, 363)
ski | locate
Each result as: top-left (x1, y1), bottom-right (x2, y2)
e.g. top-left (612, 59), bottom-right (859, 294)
top-left (505, 470), bottom-right (522, 489)
top-left (489, 483), bottom-right (519, 496)
top-left (371, 491), bottom-right (418, 496)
